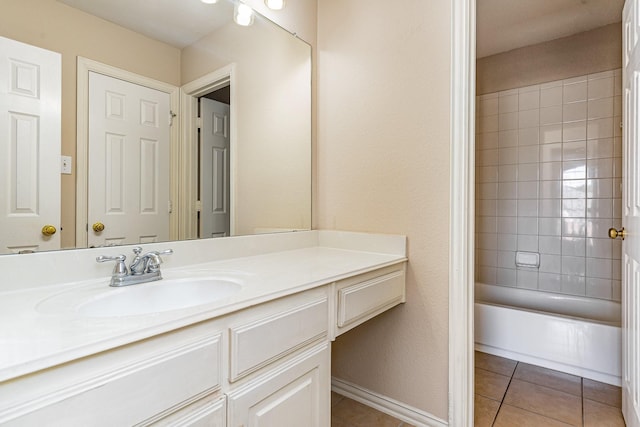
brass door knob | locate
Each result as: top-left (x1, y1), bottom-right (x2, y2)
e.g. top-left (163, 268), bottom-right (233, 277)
top-left (608, 227), bottom-right (626, 240)
top-left (92, 222), bottom-right (105, 232)
top-left (41, 225), bottom-right (57, 236)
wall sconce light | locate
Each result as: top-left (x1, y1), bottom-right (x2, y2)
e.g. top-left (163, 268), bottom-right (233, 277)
top-left (234, 3), bottom-right (254, 26)
top-left (264, 0), bottom-right (285, 10)
top-left (201, 0), bottom-right (219, 4)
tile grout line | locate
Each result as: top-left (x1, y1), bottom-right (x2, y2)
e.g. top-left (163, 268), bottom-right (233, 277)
top-left (491, 360), bottom-right (519, 426)
top-left (581, 376), bottom-right (585, 427)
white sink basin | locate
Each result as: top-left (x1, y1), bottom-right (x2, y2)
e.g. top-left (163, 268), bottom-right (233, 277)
top-left (36, 275), bottom-right (244, 317)
top-left (76, 278), bottom-right (242, 317)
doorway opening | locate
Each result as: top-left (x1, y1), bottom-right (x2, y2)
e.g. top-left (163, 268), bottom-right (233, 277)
top-left (198, 85), bottom-right (231, 238)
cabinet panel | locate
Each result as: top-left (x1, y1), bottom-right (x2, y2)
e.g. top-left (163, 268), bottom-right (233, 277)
top-left (227, 343), bottom-right (330, 427)
top-left (149, 394), bottom-right (225, 427)
top-left (4, 334), bottom-right (222, 427)
top-left (336, 266), bottom-right (405, 336)
top-left (229, 297), bottom-right (327, 381)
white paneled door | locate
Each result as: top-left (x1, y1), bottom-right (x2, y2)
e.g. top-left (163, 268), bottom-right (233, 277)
top-left (88, 72), bottom-right (170, 247)
top-left (199, 97), bottom-right (230, 238)
top-left (0, 36), bottom-right (61, 254)
top-left (623, 1), bottom-right (640, 426)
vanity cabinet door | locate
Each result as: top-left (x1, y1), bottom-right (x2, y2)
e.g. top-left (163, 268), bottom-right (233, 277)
top-left (226, 343), bottom-right (330, 427)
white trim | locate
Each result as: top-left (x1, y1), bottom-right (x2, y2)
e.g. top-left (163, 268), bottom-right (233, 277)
top-left (331, 377), bottom-right (447, 427)
top-left (179, 64), bottom-right (237, 240)
top-left (75, 57), bottom-right (180, 248)
top-left (449, 0), bottom-right (475, 426)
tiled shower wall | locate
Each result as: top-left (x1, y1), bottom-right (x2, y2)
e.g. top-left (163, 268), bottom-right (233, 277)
top-left (475, 69), bottom-right (622, 301)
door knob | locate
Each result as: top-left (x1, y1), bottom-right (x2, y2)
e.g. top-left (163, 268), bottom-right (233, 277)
top-left (608, 227), bottom-right (626, 240)
top-left (41, 225), bottom-right (57, 236)
top-left (92, 222), bottom-right (105, 232)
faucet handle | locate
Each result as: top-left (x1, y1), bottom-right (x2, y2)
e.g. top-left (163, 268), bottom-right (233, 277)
top-left (144, 249), bottom-right (173, 273)
top-left (96, 254), bottom-right (128, 277)
top-left (132, 246), bottom-right (143, 256)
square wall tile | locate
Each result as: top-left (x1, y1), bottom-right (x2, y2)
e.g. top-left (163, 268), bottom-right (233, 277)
top-left (540, 162), bottom-right (563, 180)
top-left (477, 132), bottom-right (500, 150)
top-left (587, 218), bottom-right (613, 239)
top-left (519, 109), bottom-right (539, 128)
top-left (541, 85), bottom-right (563, 107)
top-left (518, 217), bottom-right (538, 235)
top-left (498, 217), bottom-right (518, 234)
top-left (587, 117), bottom-right (614, 140)
top-left (539, 254), bottom-right (562, 273)
top-left (586, 278), bottom-right (612, 299)
top-left (586, 257), bottom-right (612, 280)
top-left (479, 114), bottom-right (499, 133)
top-left (478, 249), bottom-right (498, 267)
top-left (540, 124), bottom-right (563, 144)
top-left (518, 182), bottom-right (539, 200)
top-left (588, 77), bottom-right (614, 100)
top-left (539, 199), bottom-right (561, 217)
top-left (498, 182), bottom-right (517, 199)
top-left (497, 233), bottom-right (518, 251)
top-left (518, 164), bottom-right (539, 182)
top-left (563, 121), bottom-right (587, 142)
top-left (499, 130), bottom-right (518, 148)
top-left (562, 218), bottom-right (587, 237)
top-left (540, 105), bottom-right (563, 125)
top-left (562, 237), bottom-right (586, 257)
top-left (563, 160), bottom-right (586, 180)
top-left (497, 199), bottom-right (517, 217)
top-left (562, 256), bottom-right (586, 276)
top-left (586, 238), bottom-right (612, 259)
top-left (540, 143), bottom-right (562, 162)
top-left (539, 236), bottom-right (562, 255)
top-left (586, 138), bottom-right (614, 159)
top-left (499, 147), bottom-right (518, 165)
top-left (587, 158), bottom-right (613, 178)
top-left (500, 112), bottom-right (518, 130)
top-left (498, 251), bottom-right (516, 269)
top-left (564, 81), bottom-right (587, 103)
top-left (540, 218), bottom-right (562, 236)
top-left (499, 93), bottom-right (518, 113)
top-left (517, 235), bottom-right (539, 252)
top-left (518, 199), bottom-right (538, 217)
top-left (562, 199), bottom-right (586, 218)
top-left (563, 102), bottom-right (587, 122)
top-left (517, 270), bottom-right (539, 289)
top-left (588, 97), bottom-right (614, 120)
top-left (480, 97), bottom-right (499, 116)
top-left (477, 232), bottom-right (498, 250)
top-left (540, 180), bottom-right (562, 199)
top-left (499, 165), bottom-right (518, 182)
top-left (562, 275), bottom-right (586, 295)
top-left (518, 127), bottom-right (539, 146)
top-left (496, 268), bottom-right (517, 287)
top-left (562, 179), bottom-right (586, 199)
top-left (562, 141), bottom-right (586, 161)
top-left (518, 145), bottom-right (539, 164)
top-left (478, 183), bottom-right (498, 199)
top-left (587, 199), bottom-right (613, 219)
top-left (478, 166), bottom-right (499, 183)
top-left (477, 266), bottom-right (497, 284)
top-left (519, 90), bottom-right (540, 111)
top-left (539, 273), bottom-right (563, 292)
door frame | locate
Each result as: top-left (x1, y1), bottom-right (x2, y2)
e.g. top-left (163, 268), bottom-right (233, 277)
top-left (76, 57), bottom-right (180, 248)
top-left (449, 0), bottom-right (475, 425)
top-left (179, 64), bottom-right (237, 240)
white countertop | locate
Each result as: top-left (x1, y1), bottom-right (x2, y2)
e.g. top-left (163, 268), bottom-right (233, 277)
top-left (0, 231), bottom-right (406, 383)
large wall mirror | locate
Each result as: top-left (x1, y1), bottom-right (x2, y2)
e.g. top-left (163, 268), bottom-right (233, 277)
top-left (0, 0), bottom-right (311, 254)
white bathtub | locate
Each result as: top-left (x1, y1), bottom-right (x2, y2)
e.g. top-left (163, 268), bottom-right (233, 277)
top-left (475, 282), bottom-right (622, 386)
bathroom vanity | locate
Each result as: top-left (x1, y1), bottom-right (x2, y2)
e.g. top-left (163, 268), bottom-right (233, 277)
top-left (0, 231), bottom-right (406, 426)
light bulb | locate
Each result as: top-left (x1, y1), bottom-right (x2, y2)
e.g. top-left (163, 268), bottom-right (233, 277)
top-left (201, 0), bottom-right (219, 3)
top-left (234, 3), bottom-right (254, 26)
top-left (264, 0), bottom-right (285, 10)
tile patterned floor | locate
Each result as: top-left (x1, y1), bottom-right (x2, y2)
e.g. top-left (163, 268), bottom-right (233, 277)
top-left (331, 352), bottom-right (624, 426)
top-left (475, 351), bottom-right (626, 426)
top-left (331, 392), bottom-right (413, 427)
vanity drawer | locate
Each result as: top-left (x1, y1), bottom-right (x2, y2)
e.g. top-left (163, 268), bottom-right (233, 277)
top-left (335, 265), bottom-right (405, 336)
top-left (229, 296), bottom-right (328, 382)
top-left (3, 333), bottom-right (222, 427)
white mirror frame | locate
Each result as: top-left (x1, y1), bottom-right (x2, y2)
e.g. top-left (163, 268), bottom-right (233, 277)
top-left (75, 57), bottom-right (180, 248)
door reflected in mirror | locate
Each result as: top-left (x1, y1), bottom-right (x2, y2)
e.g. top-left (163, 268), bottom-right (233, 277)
top-left (0, 0), bottom-right (311, 254)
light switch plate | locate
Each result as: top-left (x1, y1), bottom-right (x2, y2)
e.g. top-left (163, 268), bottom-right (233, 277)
top-left (61, 155), bottom-right (72, 174)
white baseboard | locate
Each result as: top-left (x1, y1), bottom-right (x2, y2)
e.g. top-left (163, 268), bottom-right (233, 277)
top-left (331, 377), bottom-right (448, 427)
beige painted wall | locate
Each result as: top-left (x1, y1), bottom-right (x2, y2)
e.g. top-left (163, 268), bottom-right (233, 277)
top-left (317, 0), bottom-right (452, 419)
top-left (477, 23), bottom-right (622, 95)
top-left (0, 0), bottom-right (181, 249)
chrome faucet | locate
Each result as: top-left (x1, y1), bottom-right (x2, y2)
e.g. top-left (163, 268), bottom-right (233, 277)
top-left (97, 247), bottom-right (173, 287)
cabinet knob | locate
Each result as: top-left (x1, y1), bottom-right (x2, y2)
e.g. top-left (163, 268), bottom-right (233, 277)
top-left (41, 225), bottom-right (57, 236)
top-left (608, 227), bottom-right (626, 240)
top-left (92, 222), bottom-right (105, 232)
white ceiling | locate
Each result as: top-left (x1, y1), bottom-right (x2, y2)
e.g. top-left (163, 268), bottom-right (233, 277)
top-left (477, 0), bottom-right (625, 58)
top-left (58, 0), bottom-right (235, 48)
